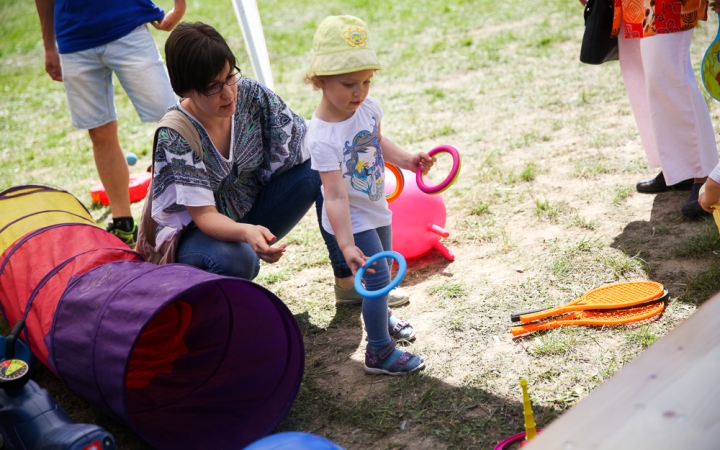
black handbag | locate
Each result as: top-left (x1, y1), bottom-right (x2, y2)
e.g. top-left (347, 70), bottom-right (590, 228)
top-left (580, 0), bottom-right (619, 64)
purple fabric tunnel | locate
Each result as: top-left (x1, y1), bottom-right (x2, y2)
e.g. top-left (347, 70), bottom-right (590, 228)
top-left (49, 260), bottom-right (304, 449)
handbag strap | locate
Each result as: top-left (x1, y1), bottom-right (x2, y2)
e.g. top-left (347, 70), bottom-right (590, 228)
top-left (142, 110), bottom-right (203, 248)
top-left (153, 109), bottom-right (203, 162)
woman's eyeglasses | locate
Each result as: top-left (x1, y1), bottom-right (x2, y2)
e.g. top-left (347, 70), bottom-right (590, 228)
top-left (203, 67), bottom-right (242, 96)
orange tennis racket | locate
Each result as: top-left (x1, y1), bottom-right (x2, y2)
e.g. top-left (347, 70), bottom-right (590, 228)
top-left (510, 299), bottom-right (666, 336)
top-left (511, 281), bottom-right (665, 324)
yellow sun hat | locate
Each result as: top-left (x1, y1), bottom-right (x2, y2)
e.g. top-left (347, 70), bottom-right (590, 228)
top-left (309, 15), bottom-right (381, 77)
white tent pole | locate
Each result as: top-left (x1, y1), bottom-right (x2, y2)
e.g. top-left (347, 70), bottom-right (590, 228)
top-left (230, 0), bottom-right (274, 90)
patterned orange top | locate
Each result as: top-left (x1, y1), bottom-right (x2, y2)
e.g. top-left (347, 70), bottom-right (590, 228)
top-left (611, 0), bottom-right (708, 38)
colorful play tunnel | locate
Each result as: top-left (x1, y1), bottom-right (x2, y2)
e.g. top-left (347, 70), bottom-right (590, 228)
top-left (0, 186), bottom-right (305, 449)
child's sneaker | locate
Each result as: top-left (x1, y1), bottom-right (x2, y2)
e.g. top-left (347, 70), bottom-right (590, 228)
top-left (364, 341), bottom-right (425, 376)
top-left (106, 222), bottom-right (138, 248)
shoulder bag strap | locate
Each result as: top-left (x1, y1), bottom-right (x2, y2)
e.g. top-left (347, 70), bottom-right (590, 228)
top-left (140, 110), bottom-right (203, 251)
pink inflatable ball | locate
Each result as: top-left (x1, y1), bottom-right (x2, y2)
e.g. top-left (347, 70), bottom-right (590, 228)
top-left (385, 168), bottom-right (454, 261)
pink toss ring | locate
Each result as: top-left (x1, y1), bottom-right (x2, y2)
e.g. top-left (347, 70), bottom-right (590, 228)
top-left (416, 145), bottom-right (461, 194)
top-left (384, 163), bottom-right (404, 203)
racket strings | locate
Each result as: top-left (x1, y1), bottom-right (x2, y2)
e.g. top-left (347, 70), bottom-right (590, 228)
top-left (580, 282), bottom-right (664, 307)
top-left (575, 301), bottom-right (665, 322)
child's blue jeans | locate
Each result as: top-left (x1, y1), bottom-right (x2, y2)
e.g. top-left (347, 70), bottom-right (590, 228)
top-left (353, 226), bottom-right (393, 348)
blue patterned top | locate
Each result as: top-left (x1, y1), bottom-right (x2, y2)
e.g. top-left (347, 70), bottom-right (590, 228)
top-left (151, 78), bottom-right (309, 247)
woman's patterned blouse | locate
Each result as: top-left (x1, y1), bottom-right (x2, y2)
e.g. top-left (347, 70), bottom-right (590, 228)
top-left (151, 78), bottom-right (308, 244)
top-left (611, 0), bottom-right (707, 39)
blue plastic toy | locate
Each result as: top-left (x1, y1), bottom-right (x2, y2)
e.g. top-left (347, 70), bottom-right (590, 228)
top-left (125, 152), bottom-right (138, 166)
top-left (353, 250), bottom-right (407, 299)
top-left (0, 320), bottom-right (117, 450)
top-left (244, 431), bottom-right (344, 450)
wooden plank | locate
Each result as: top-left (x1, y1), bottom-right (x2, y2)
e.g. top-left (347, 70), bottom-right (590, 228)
top-left (524, 293), bottom-right (720, 450)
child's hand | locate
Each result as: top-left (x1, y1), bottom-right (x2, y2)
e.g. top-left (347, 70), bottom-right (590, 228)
top-left (699, 192), bottom-right (714, 213)
top-left (409, 152), bottom-right (436, 175)
top-left (701, 178), bottom-right (720, 213)
top-left (341, 246), bottom-right (373, 275)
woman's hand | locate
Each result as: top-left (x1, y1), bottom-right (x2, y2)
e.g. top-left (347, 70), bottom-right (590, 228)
top-left (244, 225), bottom-right (287, 263)
top-left (187, 205), bottom-right (287, 263)
top-left (579, 0), bottom-right (588, 5)
top-left (712, 1), bottom-right (720, 13)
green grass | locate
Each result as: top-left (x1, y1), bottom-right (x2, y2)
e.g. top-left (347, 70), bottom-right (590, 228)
top-left (426, 280), bottom-right (468, 300)
top-left (2, 0), bottom-right (720, 448)
top-left (624, 325), bottom-right (657, 349)
top-left (612, 185), bottom-right (634, 205)
top-left (534, 198), bottom-right (569, 221)
top-left (528, 329), bottom-right (579, 356)
top-left (672, 222), bottom-right (720, 257)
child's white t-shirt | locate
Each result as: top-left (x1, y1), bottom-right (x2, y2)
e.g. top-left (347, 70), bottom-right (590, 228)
top-left (308, 95), bottom-right (392, 235)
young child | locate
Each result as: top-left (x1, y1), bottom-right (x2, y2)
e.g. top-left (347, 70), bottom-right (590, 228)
top-left (305, 15), bottom-right (434, 375)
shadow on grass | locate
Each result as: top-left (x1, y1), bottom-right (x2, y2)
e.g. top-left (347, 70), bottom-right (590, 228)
top-left (611, 191), bottom-right (720, 306)
top-left (287, 309), bottom-right (560, 449)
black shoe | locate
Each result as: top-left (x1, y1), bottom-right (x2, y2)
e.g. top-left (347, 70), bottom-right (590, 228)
top-left (681, 183), bottom-right (711, 217)
top-left (636, 172), bottom-right (694, 193)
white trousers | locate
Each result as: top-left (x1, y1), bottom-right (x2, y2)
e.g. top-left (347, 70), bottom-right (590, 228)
top-left (619, 28), bottom-right (718, 185)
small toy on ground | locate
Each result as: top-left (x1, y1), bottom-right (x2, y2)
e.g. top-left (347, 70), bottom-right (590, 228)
top-left (125, 152), bottom-right (138, 166)
top-left (416, 144), bottom-right (461, 194)
top-left (244, 431), bottom-right (344, 450)
top-left (354, 250), bottom-right (407, 299)
top-left (520, 378), bottom-right (537, 443)
top-left (510, 281), bottom-right (667, 336)
top-left (494, 378), bottom-right (541, 449)
top-left (90, 171), bottom-right (152, 205)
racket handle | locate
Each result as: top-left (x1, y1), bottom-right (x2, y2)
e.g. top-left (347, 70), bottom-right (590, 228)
top-left (519, 307), bottom-right (568, 324)
top-left (511, 308), bottom-right (549, 322)
top-left (511, 320), bottom-right (560, 337)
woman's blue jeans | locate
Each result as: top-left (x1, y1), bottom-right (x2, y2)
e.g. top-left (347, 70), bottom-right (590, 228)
top-left (176, 159), bottom-right (346, 279)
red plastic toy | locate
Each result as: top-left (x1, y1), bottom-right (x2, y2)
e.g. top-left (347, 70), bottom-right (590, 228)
top-left (90, 172), bottom-right (152, 205)
top-left (385, 168), bottom-right (454, 261)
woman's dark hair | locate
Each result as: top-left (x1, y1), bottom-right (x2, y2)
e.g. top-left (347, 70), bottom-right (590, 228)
top-left (165, 22), bottom-right (237, 96)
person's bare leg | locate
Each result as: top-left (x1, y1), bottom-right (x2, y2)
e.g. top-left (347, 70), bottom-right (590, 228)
top-left (88, 121), bottom-right (131, 218)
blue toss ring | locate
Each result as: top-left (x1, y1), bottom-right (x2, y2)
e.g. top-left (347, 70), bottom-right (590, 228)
top-left (354, 250), bottom-right (407, 299)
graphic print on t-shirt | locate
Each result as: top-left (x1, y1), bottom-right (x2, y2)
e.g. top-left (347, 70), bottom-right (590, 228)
top-left (342, 117), bottom-right (384, 201)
